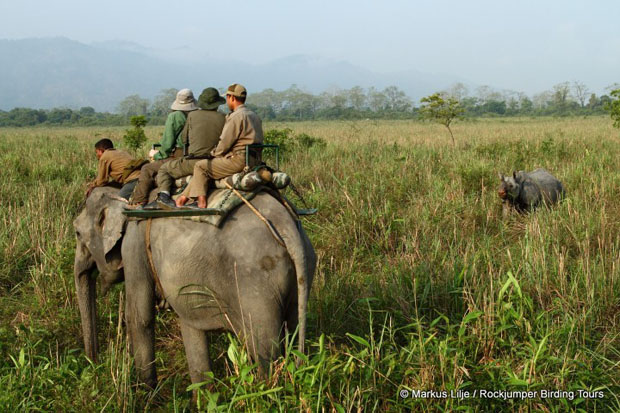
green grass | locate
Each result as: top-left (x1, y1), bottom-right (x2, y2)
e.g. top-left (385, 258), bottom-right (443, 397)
top-left (0, 117), bottom-right (619, 411)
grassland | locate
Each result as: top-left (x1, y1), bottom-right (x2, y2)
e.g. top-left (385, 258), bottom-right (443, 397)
top-left (0, 117), bottom-right (618, 411)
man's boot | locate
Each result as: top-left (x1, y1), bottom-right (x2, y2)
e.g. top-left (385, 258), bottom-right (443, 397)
top-left (156, 192), bottom-right (177, 210)
top-left (142, 198), bottom-right (161, 210)
top-left (143, 192), bottom-right (174, 210)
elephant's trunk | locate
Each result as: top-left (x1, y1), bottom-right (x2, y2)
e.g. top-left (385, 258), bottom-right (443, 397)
top-left (75, 240), bottom-right (98, 361)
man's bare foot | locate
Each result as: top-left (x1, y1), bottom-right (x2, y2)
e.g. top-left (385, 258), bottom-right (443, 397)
top-left (197, 195), bottom-right (208, 209)
top-left (176, 195), bottom-right (190, 207)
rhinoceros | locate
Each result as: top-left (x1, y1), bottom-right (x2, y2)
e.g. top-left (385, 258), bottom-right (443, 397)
top-left (498, 168), bottom-right (565, 212)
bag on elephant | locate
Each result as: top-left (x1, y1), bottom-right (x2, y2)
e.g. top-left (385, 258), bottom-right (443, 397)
top-left (121, 158), bottom-right (149, 182)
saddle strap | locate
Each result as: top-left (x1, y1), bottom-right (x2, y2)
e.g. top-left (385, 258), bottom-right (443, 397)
top-left (223, 181), bottom-right (286, 248)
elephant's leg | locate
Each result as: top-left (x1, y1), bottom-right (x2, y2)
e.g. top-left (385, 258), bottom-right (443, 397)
top-left (238, 309), bottom-right (284, 376)
top-left (179, 321), bottom-right (212, 384)
top-left (283, 298), bottom-right (299, 354)
top-left (76, 268), bottom-right (98, 361)
top-left (124, 234), bottom-right (157, 387)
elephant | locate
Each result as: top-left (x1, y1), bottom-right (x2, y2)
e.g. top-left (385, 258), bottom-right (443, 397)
top-left (73, 186), bottom-right (316, 387)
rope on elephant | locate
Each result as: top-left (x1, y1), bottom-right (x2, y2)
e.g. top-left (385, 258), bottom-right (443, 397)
top-left (145, 218), bottom-right (166, 301)
top-left (223, 181), bottom-right (286, 248)
top-left (106, 194), bottom-right (129, 203)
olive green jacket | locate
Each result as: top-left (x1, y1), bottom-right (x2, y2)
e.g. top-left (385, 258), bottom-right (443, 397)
top-left (180, 109), bottom-right (226, 157)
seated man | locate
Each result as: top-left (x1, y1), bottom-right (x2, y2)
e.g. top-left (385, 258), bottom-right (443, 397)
top-left (86, 138), bottom-right (141, 200)
top-left (176, 83), bottom-right (264, 208)
top-left (129, 88), bottom-right (198, 207)
top-left (153, 87), bottom-right (226, 208)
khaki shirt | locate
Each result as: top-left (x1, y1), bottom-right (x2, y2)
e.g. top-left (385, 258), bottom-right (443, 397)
top-left (93, 149), bottom-right (140, 187)
top-left (211, 104), bottom-right (263, 158)
top-left (181, 109), bottom-right (226, 157)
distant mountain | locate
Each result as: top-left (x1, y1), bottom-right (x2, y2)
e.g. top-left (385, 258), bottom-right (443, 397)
top-left (0, 37), bottom-right (467, 111)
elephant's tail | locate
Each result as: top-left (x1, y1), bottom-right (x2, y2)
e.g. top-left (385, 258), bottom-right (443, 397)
top-left (280, 219), bottom-right (316, 356)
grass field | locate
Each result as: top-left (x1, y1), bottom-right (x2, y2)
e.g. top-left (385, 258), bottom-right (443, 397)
top-left (0, 117), bottom-right (619, 411)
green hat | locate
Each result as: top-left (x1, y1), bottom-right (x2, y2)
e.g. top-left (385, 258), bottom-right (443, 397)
top-left (198, 87), bottom-right (226, 110)
top-left (225, 83), bottom-right (247, 98)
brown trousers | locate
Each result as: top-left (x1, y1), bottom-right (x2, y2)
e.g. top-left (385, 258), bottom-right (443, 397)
top-left (130, 148), bottom-right (182, 203)
top-left (182, 154), bottom-right (246, 198)
top-left (156, 158), bottom-right (201, 195)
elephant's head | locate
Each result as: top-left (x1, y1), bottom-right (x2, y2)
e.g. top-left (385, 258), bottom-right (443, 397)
top-left (73, 187), bottom-right (127, 360)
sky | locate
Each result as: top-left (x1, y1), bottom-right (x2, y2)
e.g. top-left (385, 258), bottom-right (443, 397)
top-left (1, 0), bottom-right (618, 95)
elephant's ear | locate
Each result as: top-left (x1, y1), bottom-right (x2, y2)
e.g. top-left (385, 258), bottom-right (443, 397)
top-left (98, 206), bottom-right (127, 261)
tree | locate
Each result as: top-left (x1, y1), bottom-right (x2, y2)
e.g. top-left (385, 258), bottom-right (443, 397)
top-left (572, 81), bottom-right (589, 108)
top-left (6, 108), bottom-right (46, 126)
top-left (383, 86), bottom-right (411, 112)
top-left (605, 89), bottom-right (620, 129)
top-left (520, 96), bottom-right (534, 114)
top-left (79, 106), bottom-right (96, 116)
top-left (446, 82), bottom-right (469, 101)
top-left (532, 91), bottom-right (553, 111)
top-left (325, 87), bottom-right (347, 109)
top-left (475, 85), bottom-right (503, 104)
top-left (284, 85), bottom-right (319, 119)
top-left (480, 100), bottom-right (506, 115)
top-left (249, 88), bottom-right (284, 113)
top-left (47, 108), bottom-right (73, 124)
top-left (348, 86), bottom-right (366, 110)
top-left (150, 88), bottom-right (178, 117)
top-left (552, 82), bottom-right (572, 108)
top-left (123, 115), bottom-right (148, 154)
top-left (368, 87), bottom-right (388, 112)
top-left (588, 93), bottom-right (598, 109)
top-left (419, 93), bottom-right (464, 145)
top-left (117, 94), bottom-right (150, 117)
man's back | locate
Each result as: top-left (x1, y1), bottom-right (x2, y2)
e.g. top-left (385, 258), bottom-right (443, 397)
top-left (185, 110), bottom-right (226, 157)
top-left (211, 104), bottom-right (263, 158)
top-left (95, 149), bottom-right (139, 186)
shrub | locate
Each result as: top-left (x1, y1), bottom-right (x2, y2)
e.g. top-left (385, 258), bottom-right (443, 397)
top-left (264, 128), bottom-right (326, 155)
top-left (122, 115), bottom-right (147, 154)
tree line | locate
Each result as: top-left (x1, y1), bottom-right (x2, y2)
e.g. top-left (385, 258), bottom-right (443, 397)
top-left (0, 81), bottom-right (617, 127)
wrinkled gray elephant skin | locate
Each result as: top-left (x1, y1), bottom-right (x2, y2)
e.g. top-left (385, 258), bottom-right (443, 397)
top-left (73, 187), bottom-right (316, 387)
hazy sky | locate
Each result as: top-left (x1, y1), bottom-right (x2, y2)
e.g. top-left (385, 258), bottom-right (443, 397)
top-left (1, 0), bottom-right (618, 94)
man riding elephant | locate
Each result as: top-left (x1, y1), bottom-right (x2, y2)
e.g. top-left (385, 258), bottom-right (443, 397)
top-left (147, 87), bottom-right (226, 209)
top-left (128, 88), bottom-right (198, 207)
top-left (85, 138), bottom-right (141, 200)
top-left (176, 83), bottom-right (264, 209)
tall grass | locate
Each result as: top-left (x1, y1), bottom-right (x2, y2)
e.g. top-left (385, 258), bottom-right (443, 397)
top-left (0, 117), bottom-right (618, 411)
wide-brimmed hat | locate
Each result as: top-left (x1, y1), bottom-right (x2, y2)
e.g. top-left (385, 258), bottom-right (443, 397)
top-left (170, 88), bottom-right (199, 111)
top-left (224, 83), bottom-right (247, 98)
top-left (198, 87), bottom-right (226, 110)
